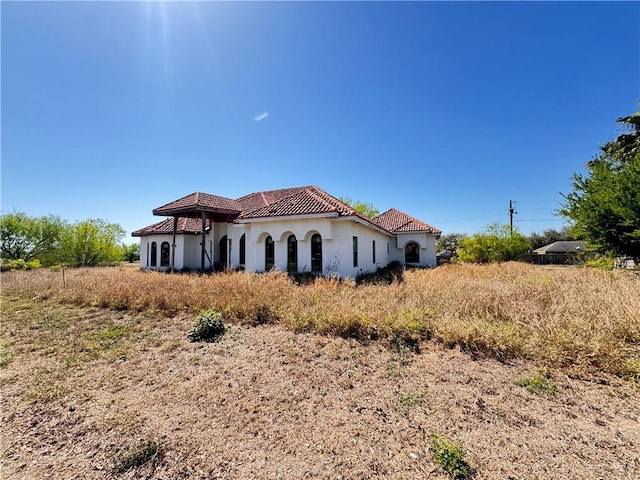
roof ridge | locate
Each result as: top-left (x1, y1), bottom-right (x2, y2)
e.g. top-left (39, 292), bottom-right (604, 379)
top-left (304, 186), bottom-right (343, 212)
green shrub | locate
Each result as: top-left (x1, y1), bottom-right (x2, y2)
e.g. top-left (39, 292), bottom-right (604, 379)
top-left (188, 310), bottom-right (226, 342)
top-left (7, 259), bottom-right (41, 270)
top-left (458, 223), bottom-right (529, 263)
top-left (583, 254), bottom-right (614, 270)
top-left (430, 435), bottom-right (473, 479)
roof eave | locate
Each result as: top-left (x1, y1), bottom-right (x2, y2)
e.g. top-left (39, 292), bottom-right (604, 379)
top-left (395, 229), bottom-right (441, 235)
top-left (344, 215), bottom-right (395, 236)
top-left (237, 212), bottom-right (340, 223)
top-left (152, 207), bottom-right (241, 217)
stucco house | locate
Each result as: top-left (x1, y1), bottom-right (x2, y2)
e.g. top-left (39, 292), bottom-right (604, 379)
top-left (132, 185), bottom-right (441, 278)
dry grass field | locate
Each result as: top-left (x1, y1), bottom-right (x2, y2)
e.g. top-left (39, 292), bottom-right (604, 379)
top-left (1, 263), bottom-right (639, 479)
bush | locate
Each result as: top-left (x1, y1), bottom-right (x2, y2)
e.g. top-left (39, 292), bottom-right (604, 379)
top-left (458, 223), bottom-right (529, 263)
top-left (430, 435), bottom-right (473, 479)
top-left (8, 259), bottom-right (41, 270)
top-left (583, 254), bottom-right (614, 270)
top-left (188, 310), bottom-right (226, 342)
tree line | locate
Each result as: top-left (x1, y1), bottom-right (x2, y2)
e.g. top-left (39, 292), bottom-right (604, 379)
top-left (3, 108), bottom-right (637, 269)
top-left (440, 108), bottom-right (639, 264)
top-left (0, 212), bottom-right (139, 269)
top-left (436, 226), bottom-right (574, 263)
top-left (559, 110), bottom-right (639, 263)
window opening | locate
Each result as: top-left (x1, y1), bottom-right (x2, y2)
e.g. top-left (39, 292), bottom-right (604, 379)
top-left (311, 233), bottom-right (322, 273)
top-left (265, 236), bottom-right (274, 270)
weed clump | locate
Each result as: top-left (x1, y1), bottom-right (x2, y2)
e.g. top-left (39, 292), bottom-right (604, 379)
top-left (430, 435), bottom-right (474, 479)
top-left (356, 261), bottom-right (405, 285)
top-left (188, 310), bottom-right (226, 342)
top-left (112, 439), bottom-right (162, 474)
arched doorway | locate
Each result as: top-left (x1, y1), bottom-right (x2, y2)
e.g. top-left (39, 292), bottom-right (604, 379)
top-left (405, 242), bottom-right (420, 263)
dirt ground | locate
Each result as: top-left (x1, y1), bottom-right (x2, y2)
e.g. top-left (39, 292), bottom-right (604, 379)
top-left (1, 301), bottom-right (639, 479)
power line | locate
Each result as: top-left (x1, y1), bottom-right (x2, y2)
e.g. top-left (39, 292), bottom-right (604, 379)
top-left (429, 214), bottom-right (504, 224)
top-left (516, 219), bottom-right (566, 223)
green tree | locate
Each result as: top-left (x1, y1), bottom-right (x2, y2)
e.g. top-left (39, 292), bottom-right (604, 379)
top-left (0, 212), bottom-right (66, 265)
top-left (560, 110), bottom-right (640, 262)
top-left (60, 219), bottom-right (126, 267)
top-left (436, 233), bottom-right (467, 253)
top-left (457, 223), bottom-right (529, 263)
top-left (121, 243), bottom-right (140, 263)
top-left (338, 196), bottom-right (380, 219)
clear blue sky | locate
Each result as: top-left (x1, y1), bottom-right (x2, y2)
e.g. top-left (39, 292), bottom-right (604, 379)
top-left (2, 1), bottom-right (639, 244)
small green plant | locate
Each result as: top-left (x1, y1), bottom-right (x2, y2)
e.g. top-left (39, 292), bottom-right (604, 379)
top-left (188, 310), bottom-right (226, 342)
top-left (91, 325), bottom-right (130, 349)
top-left (430, 435), bottom-right (473, 479)
top-left (516, 371), bottom-right (559, 395)
top-left (112, 439), bottom-right (162, 474)
top-left (396, 389), bottom-right (426, 409)
top-left (385, 361), bottom-right (403, 378)
top-left (0, 339), bottom-right (15, 369)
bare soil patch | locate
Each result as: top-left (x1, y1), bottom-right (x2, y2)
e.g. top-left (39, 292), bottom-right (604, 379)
top-left (1, 294), bottom-right (638, 479)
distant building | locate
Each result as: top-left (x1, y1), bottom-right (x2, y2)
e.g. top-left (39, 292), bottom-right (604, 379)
top-left (530, 240), bottom-right (585, 265)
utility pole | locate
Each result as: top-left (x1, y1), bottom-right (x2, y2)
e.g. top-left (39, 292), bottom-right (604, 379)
top-left (509, 200), bottom-right (517, 236)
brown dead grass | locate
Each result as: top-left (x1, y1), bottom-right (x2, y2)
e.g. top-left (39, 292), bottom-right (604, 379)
top-left (1, 290), bottom-right (639, 479)
top-left (2, 262), bottom-right (639, 379)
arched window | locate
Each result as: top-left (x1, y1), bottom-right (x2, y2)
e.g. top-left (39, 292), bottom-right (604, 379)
top-left (311, 233), bottom-right (322, 273)
top-left (219, 235), bottom-right (227, 268)
top-left (265, 236), bottom-right (274, 271)
top-left (160, 241), bottom-right (170, 267)
top-left (405, 242), bottom-right (420, 263)
top-left (239, 234), bottom-right (246, 265)
top-left (150, 242), bottom-right (157, 267)
top-left (287, 235), bottom-right (298, 272)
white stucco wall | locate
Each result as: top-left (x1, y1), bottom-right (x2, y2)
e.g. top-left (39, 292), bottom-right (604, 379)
top-left (235, 216), bottom-right (335, 274)
top-left (229, 216), bottom-right (395, 278)
top-left (138, 232), bottom-right (215, 271)
top-left (325, 219), bottom-right (393, 277)
top-left (139, 235), bottom-right (181, 271)
top-left (138, 216), bottom-right (438, 276)
top-left (395, 232), bottom-right (438, 267)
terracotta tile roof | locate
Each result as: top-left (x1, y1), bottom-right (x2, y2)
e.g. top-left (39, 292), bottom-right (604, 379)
top-left (236, 186), bottom-right (310, 213)
top-left (142, 187), bottom-right (438, 237)
top-left (132, 217), bottom-right (210, 236)
top-left (373, 208), bottom-right (441, 234)
top-left (152, 192), bottom-right (243, 216)
top-left (238, 186), bottom-right (357, 219)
